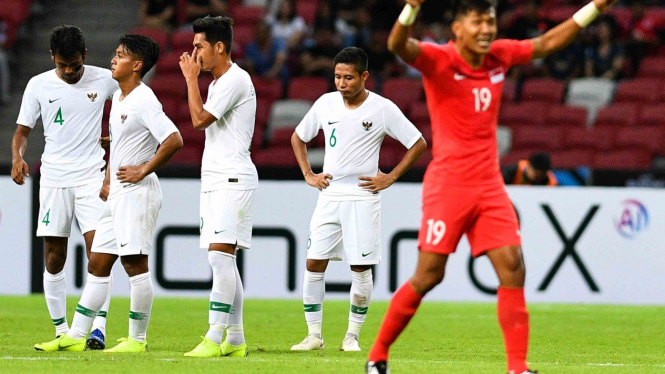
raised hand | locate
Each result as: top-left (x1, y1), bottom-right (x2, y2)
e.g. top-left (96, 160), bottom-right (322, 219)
top-left (179, 47), bottom-right (201, 81)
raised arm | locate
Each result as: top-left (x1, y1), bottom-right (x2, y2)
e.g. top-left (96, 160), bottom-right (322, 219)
top-left (180, 48), bottom-right (218, 130)
top-left (387, 1), bottom-right (425, 63)
top-left (11, 125), bottom-right (31, 185)
top-left (531, 0), bottom-right (617, 59)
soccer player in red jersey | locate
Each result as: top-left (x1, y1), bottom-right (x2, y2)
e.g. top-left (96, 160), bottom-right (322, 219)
top-left (366, 0), bottom-right (617, 373)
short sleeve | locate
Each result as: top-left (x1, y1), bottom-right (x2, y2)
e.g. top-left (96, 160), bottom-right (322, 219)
top-left (16, 78), bottom-right (41, 128)
top-left (491, 39), bottom-right (533, 67)
top-left (410, 41), bottom-right (447, 78)
top-left (383, 101), bottom-right (422, 149)
top-left (295, 100), bottom-right (322, 143)
top-left (139, 95), bottom-right (179, 144)
top-left (203, 79), bottom-right (240, 120)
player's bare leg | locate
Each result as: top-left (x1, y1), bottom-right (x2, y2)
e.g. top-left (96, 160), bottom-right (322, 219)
top-left (343, 264), bottom-right (373, 351)
top-left (43, 236), bottom-right (69, 337)
top-left (292, 259), bottom-right (328, 351)
top-left (367, 251), bottom-right (447, 371)
top-left (486, 245), bottom-right (531, 374)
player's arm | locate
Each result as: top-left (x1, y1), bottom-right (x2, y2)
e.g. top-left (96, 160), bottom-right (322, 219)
top-left (100, 164), bottom-right (110, 201)
top-left (531, 0), bottom-right (617, 59)
top-left (180, 48), bottom-right (217, 130)
top-left (11, 125), bottom-right (31, 185)
top-left (359, 137), bottom-right (426, 193)
top-left (117, 132), bottom-right (183, 184)
top-left (291, 131), bottom-right (332, 191)
top-left (387, 1), bottom-right (424, 63)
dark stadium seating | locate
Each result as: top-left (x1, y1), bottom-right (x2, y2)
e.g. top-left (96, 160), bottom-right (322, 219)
top-left (130, 27), bottom-right (169, 52)
top-left (594, 103), bottom-right (639, 128)
top-left (511, 125), bottom-right (565, 151)
top-left (287, 77), bottom-right (329, 102)
top-left (637, 57), bottom-right (665, 79)
top-left (639, 105), bottom-right (665, 127)
top-left (593, 149), bottom-right (652, 170)
top-left (545, 105), bottom-right (587, 127)
top-left (382, 78), bottom-right (423, 113)
top-left (564, 127), bottom-right (615, 151)
top-left (521, 78), bottom-right (565, 103)
top-left (613, 126), bottom-right (664, 154)
top-left (171, 30), bottom-right (195, 52)
top-left (550, 149), bottom-right (595, 168)
top-left (499, 102), bottom-right (550, 128)
top-left (614, 79), bottom-right (661, 104)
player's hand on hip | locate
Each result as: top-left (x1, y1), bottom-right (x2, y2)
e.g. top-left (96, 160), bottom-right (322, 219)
top-left (179, 47), bottom-right (201, 80)
top-left (359, 171), bottom-right (395, 193)
top-left (593, 0), bottom-right (617, 12)
top-left (11, 158), bottom-right (29, 185)
top-left (305, 173), bottom-right (333, 191)
top-left (99, 136), bottom-right (110, 150)
top-left (117, 165), bottom-right (147, 184)
top-left (99, 182), bottom-right (110, 201)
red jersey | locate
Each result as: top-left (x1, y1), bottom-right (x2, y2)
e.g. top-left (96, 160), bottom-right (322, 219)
top-left (411, 39), bottom-right (532, 187)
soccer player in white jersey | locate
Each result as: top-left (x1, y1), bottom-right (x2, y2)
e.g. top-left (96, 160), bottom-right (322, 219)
top-left (179, 16), bottom-right (258, 358)
top-left (35, 34), bottom-right (183, 353)
top-left (11, 25), bottom-right (118, 351)
top-left (290, 47), bottom-right (427, 352)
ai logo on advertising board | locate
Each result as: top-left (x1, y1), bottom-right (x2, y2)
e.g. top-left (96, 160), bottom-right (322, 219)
top-left (615, 200), bottom-right (649, 239)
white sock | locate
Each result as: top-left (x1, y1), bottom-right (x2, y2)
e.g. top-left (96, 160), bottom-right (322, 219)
top-left (347, 269), bottom-right (373, 338)
top-left (206, 251), bottom-right (236, 344)
top-left (69, 273), bottom-right (111, 340)
top-left (303, 271), bottom-right (325, 338)
top-left (91, 272), bottom-right (112, 336)
top-left (225, 260), bottom-right (245, 346)
top-left (129, 272), bottom-right (153, 343)
top-left (43, 270), bottom-right (69, 336)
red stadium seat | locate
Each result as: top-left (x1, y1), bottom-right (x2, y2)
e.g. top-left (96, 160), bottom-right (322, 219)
top-left (253, 77), bottom-right (283, 101)
top-left (176, 121), bottom-right (205, 145)
top-left (502, 79), bottom-right (517, 103)
top-left (268, 127), bottom-right (296, 147)
top-left (521, 78), bottom-right (565, 103)
top-left (160, 97), bottom-right (179, 123)
top-left (381, 136), bottom-right (404, 151)
top-left (130, 27), bottom-right (169, 52)
top-left (614, 79), bottom-right (660, 104)
top-left (564, 127), bottom-right (614, 151)
top-left (297, 1), bottom-right (318, 24)
top-left (593, 149), bottom-right (652, 170)
top-left (419, 124), bottom-right (432, 144)
top-left (511, 125), bottom-right (565, 151)
top-left (232, 24), bottom-right (254, 48)
top-left (256, 98), bottom-right (273, 129)
top-left (156, 51), bottom-right (183, 75)
top-left (176, 101), bottom-right (191, 123)
top-left (365, 77), bottom-right (376, 92)
top-left (409, 102), bottom-right (430, 127)
top-left (287, 77), bottom-right (329, 102)
top-left (613, 126), bottom-right (665, 153)
top-left (230, 6), bottom-right (264, 26)
top-left (198, 74), bottom-right (215, 99)
top-left (637, 57), bottom-right (665, 79)
top-left (499, 102), bottom-right (550, 128)
top-left (171, 30), bottom-right (195, 52)
top-left (550, 149), bottom-right (595, 168)
top-left (500, 149), bottom-right (539, 166)
top-left (545, 105), bottom-right (587, 127)
top-left (639, 104), bottom-right (665, 127)
top-left (168, 142), bottom-right (204, 166)
top-left (594, 103), bottom-right (639, 128)
top-left (413, 149), bottom-right (433, 169)
top-left (252, 147), bottom-right (298, 167)
top-left (251, 125), bottom-right (265, 151)
top-left (379, 148), bottom-right (401, 169)
top-left (546, 6), bottom-right (578, 22)
top-left (383, 78), bottom-right (423, 113)
top-left (149, 74), bottom-right (187, 100)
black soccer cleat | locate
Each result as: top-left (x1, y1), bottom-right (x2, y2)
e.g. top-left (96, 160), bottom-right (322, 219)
top-left (508, 370), bottom-right (538, 374)
top-left (366, 360), bottom-right (390, 374)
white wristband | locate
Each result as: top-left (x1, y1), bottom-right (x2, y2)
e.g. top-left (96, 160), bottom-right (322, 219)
top-left (573, 2), bottom-right (600, 28)
top-left (398, 4), bottom-right (421, 26)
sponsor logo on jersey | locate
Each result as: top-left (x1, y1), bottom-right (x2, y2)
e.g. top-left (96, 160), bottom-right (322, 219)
top-left (489, 68), bottom-right (505, 84)
top-left (87, 92), bottom-right (98, 102)
top-left (362, 120), bottom-right (372, 131)
top-left (121, 114), bottom-right (127, 124)
top-left (615, 199), bottom-right (649, 239)
top-left (328, 120), bottom-right (340, 125)
top-left (49, 98), bottom-right (61, 103)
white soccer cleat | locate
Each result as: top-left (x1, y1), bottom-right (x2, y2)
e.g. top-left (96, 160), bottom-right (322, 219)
top-left (340, 335), bottom-right (361, 351)
top-left (290, 335), bottom-right (325, 351)
top-left (366, 361), bottom-right (390, 374)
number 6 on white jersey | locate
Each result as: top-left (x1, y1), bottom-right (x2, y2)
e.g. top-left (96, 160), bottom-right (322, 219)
top-left (426, 219), bottom-right (446, 245)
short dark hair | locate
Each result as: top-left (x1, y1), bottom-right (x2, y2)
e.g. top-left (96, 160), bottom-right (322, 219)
top-left (529, 152), bottom-right (552, 172)
top-left (50, 25), bottom-right (86, 59)
top-left (453, 0), bottom-right (496, 19)
top-left (118, 34), bottom-right (160, 78)
top-left (334, 47), bottom-right (368, 75)
top-left (192, 16), bottom-right (234, 55)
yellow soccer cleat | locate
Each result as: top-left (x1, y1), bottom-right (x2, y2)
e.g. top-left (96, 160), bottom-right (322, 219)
top-left (184, 336), bottom-right (221, 357)
top-left (221, 340), bottom-right (248, 357)
top-left (34, 334), bottom-right (85, 352)
top-left (103, 337), bottom-right (148, 353)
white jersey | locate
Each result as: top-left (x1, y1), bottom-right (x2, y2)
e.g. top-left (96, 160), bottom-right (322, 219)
top-left (108, 83), bottom-right (179, 199)
top-left (296, 91), bottom-right (422, 201)
top-left (16, 66), bottom-right (118, 187)
top-left (201, 63), bottom-right (258, 192)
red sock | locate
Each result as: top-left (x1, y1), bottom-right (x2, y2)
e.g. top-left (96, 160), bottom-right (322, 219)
top-left (368, 282), bottom-right (422, 362)
top-left (497, 286), bottom-right (529, 373)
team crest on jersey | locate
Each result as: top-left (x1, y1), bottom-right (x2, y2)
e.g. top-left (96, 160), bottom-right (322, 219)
top-left (87, 92), bottom-right (98, 102)
top-left (362, 120), bottom-right (373, 131)
top-left (121, 114), bottom-right (127, 124)
top-left (489, 68), bottom-right (505, 84)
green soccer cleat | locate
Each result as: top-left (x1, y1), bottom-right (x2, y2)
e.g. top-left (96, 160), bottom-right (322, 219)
top-left (34, 334), bottom-right (85, 352)
top-left (221, 340), bottom-right (248, 357)
top-left (184, 336), bottom-right (221, 357)
top-left (103, 337), bottom-right (148, 353)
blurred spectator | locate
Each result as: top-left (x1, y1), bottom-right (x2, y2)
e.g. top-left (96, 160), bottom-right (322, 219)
top-left (367, 0), bottom-right (402, 31)
top-left (185, 0), bottom-right (228, 24)
top-left (299, 24), bottom-right (340, 77)
top-left (313, 0), bottom-right (356, 47)
top-left (502, 152), bottom-right (558, 186)
top-left (265, 0), bottom-right (307, 51)
top-left (242, 21), bottom-right (288, 82)
top-left (584, 16), bottom-right (625, 80)
top-left (504, 0), bottom-right (554, 40)
top-left (625, 0), bottom-right (661, 76)
top-left (543, 43), bottom-right (584, 81)
top-left (0, 20), bottom-right (9, 105)
top-left (139, 0), bottom-right (176, 31)
top-left (362, 30), bottom-right (397, 79)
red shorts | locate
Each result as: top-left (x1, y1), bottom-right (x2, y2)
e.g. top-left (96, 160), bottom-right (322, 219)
top-left (418, 183), bottom-right (521, 257)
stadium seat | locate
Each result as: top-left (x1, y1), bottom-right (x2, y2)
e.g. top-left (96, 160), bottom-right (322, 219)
top-left (593, 149), bottom-right (652, 170)
top-left (566, 78), bottom-right (616, 125)
top-left (511, 125), bottom-right (565, 151)
top-left (381, 136), bottom-right (404, 152)
top-left (413, 149), bottom-right (433, 169)
top-left (297, 1), bottom-right (319, 24)
top-left (130, 27), bottom-right (169, 52)
top-left (160, 97), bottom-right (179, 122)
top-left (198, 74), bottom-right (215, 99)
top-left (232, 24), bottom-right (254, 48)
top-left (564, 127), bottom-right (615, 151)
top-left (639, 104), bottom-right (665, 127)
top-left (502, 79), bottom-right (517, 103)
top-left (546, 6), bottom-right (578, 22)
top-left (614, 79), bottom-right (660, 104)
top-left (149, 74), bottom-right (187, 100)
top-left (545, 105), bottom-right (587, 127)
top-left (253, 77), bottom-right (283, 101)
top-left (382, 78), bottom-right (423, 113)
top-left (594, 103), bottom-right (639, 128)
top-left (500, 149), bottom-right (539, 166)
top-left (521, 78), bottom-right (565, 103)
top-left (637, 57), bottom-right (665, 79)
top-left (268, 127), bottom-right (296, 148)
top-left (169, 144), bottom-right (204, 166)
top-left (230, 5), bottom-right (264, 26)
top-left (419, 125), bottom-right (432, 144)
top-left (613, 126), bottom-right (664, 154)
top-left (267, 99), bottom-right (312, 132)
top-left (255, 98), bottom-right (273, 129)
top-left (379, 147), bottom-right (401, 169)
top-left (156, 51), bottom-right (183, 75)
top-left (252, 124), bottom-right (265, 151)
top-left (365, 77), bottom-right (376, 93)
top-left (252, 147), bottom-right (298, 167)
top-left (550, 149), bottom-right (595, 168)
top-left (171, 30), bottom-right (195, 52)
top-left (498, 102), bottom-right (549, 128)
top-left (409, 102), bottom-right (430, 127)
top-left (288, 77), bottom-right (329, 102)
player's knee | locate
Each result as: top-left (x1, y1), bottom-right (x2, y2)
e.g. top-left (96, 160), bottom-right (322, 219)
top-left (87, 260), bottom-right (111, 277)
top-left (411, 269), bottom-right (444, 295)
top-left (44, 248), bottom-right (67, 273)
top-left (120, 256), bottom-right (149, 277)
top-left (306, 259), bottom-right (328, 273)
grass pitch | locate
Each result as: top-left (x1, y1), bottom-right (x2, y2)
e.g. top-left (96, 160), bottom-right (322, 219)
top-left (1, 296), bottom-right (664, 373)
